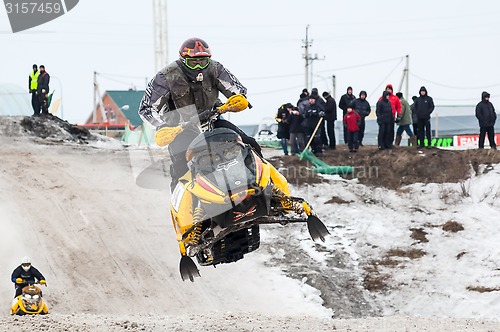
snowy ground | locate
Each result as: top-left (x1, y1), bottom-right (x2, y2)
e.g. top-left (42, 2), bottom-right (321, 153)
top-left (281, 167), bottom-right (500, 319)
top-left (0, 116), bottom-right (499, 331)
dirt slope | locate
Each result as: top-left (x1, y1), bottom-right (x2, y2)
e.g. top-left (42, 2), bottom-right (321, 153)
top-left (270, 145), bottom-right (500, 189)
top-left (0, 117), bottom-right (330, 319)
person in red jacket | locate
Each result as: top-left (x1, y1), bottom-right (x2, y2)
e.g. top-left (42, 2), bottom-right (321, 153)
top-left (343, 105), bottom-right (361, 152)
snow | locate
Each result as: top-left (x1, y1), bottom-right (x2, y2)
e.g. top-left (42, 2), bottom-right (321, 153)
top-left (297, 164), bottom-right (500, 320)
top-left (1, 116), bottom-right (499, 330)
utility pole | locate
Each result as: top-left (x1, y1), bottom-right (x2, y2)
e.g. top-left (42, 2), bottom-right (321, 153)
top-left (332, 75), bottom-right (336, 100)
top-left (93, 71), bottom-right (107, 123)
top-left (153, 0), bottom-right (168, 72)
top-left (93, 71), bottom-right (96, 123)
top-left (405, 54), bottom-right (409, 99)
top-left (302, 25), bottom-right (312, 90)
top-left (302, 25), bottom-right (324, 91)
top-left (398, 54), bottom-right (410, 98)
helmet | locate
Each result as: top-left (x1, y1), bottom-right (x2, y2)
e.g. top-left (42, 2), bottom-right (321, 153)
top-left (179, 38), bottom-right (211, 70)
top-left (21, 256), bottom-right (31, 271)
top-left (179, 38), bottom-right (211, 58)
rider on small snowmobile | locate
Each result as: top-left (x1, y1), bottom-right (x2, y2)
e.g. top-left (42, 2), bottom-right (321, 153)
top-left (11, 256), bottom-right (46, 298)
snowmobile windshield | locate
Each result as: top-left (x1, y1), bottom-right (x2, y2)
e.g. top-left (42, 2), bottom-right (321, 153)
top-left (22, 293), bottom-right (40, 302)
top-left (192, 140), bottom-right (260, 193)
top-left (192, 142), bottom-right (247, 174)
top-left (22, 287), bottom-right (42, 310)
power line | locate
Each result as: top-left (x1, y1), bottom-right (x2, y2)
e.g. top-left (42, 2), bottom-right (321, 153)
top-left (369, 57), bottom-right (405, 97)
top-left (434, 94), bottom-right (500, 102)
top-left (242, 56), bottom-right (404, 81)
top-left (410, 72), bottom-right (500, 90)
top-left (98, 75), bottom-right (137, 86)
top-left (251, 83), bottom-right (305, 96)
top-left (97, 72), bottom-right (147, 80)
top-left (317, 56), bottom-right (404, 74)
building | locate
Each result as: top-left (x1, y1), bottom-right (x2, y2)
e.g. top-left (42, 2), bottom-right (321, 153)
top-left (0, 83), bottom-right (32, 116)
top-left (85, 89), bottom-right (145, 126)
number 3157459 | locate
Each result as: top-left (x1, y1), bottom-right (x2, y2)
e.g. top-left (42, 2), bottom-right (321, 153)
top-left (5, 2), bottom-right (62, 14)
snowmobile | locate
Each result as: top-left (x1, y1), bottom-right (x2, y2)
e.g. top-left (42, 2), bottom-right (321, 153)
top-left (10, 283), bottom-right (49, 315)
top-left (160, 95), bottom-right (330, 282)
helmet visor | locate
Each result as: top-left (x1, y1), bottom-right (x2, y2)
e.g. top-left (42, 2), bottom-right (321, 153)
top-left (184, 57), bottom-right (210, 70)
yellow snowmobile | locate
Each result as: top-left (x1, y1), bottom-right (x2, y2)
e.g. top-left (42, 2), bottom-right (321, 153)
top-left (161, 95), bottom-right (330, 281)
top-left (10, 283), bottom-right (49, 315)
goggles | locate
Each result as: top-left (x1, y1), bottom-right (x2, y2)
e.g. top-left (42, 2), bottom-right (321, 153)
top-left (22, 263), bottom-right (31, 267)
top-left (184, 57), bottom-right (210, 70)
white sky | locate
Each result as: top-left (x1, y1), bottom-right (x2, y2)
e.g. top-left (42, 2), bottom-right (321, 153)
top-left (1, 0), bottom-right (500, 125)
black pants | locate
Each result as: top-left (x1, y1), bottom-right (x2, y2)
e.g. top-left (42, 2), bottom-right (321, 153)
top-left (478, 126), bottom-right (497, 148)
top-left (343, 122), bottom-right (348, 144)
top-left (320, 120), bottom-right (328, 146)
top-left (358, 119), bottom-right (366, 145)
top-left (289, 132), bottom-right (305, 154)
top-left (417, 119), bottom-right (431, 146)
top-left (39, 92), bottom-right (49, 114)
top-left (326, 119), bottom-right (336, 148)
top-left (31, 91), bottom-right (40, 115)
top-left (347, 131), bottom-right (359, 151)
top-left (378, 122), bottom-right (393, 149)
top-left (168, 119), bottom-right (262, 191)
top-left (15, 285), bottom-right (23, 298)
top-left (306, 125), bottom-right (323, 155)
top-left (388, 118), bottom-right (395, 147)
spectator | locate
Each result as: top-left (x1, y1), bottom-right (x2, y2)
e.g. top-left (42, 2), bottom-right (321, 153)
top-left (376, 91), bottom-right (393, 150)
top-left (322, 91), bottom-right (337, 149)
top-left (28, 64), bottom-right (40, 116)
top-left (297, 88), bottom-right (309, 106)
top-left (289, 106), bottom-right (305, 155)
top-left (475, 91), bottom-right (497, 150)
top-left (351, 90), bottom-right (371, 146)
top-left (378, 84), bottom-right (401, 147)
top-left (410, 95), bottom-right (418, 140)
top-left (414, 86), bottom-right (435, 148)
top-left (339, 86), bottom-right (356, 143)
top-left (395, 92), bottom-right (416, 147)
top-left (37, 65), bottom-right (50, 115)
top-left (303, 96), bottom-right (324, 156)
top-left (297, 88), bottom-right (310, 113)
top-left (343, 105), bottom-right (361, 152)
top-left (311, 88), bottom-right (327, 147)
top-left (276, 103), bottom-right (292, 155)
top-left (382, 84), bottom-right (402, 117)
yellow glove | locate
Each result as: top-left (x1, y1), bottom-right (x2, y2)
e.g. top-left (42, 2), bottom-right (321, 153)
top-left (218, 94), bottom-right (249, 114)
top-left (155, 126), bottom-right (183, 147)
top-left (15, 278), bottom-right (24, 284)
top-left (39, 280), bottom-right (46, 285)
